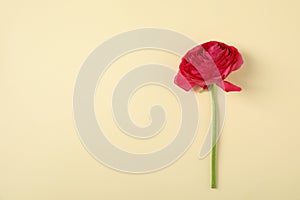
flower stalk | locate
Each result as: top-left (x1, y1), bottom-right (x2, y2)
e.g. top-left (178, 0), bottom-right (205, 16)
top-left (210, 84), bottom-right (217, 188)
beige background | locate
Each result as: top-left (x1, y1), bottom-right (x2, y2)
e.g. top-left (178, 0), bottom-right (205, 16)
top-left (1, 0), bottom-right (300, 199)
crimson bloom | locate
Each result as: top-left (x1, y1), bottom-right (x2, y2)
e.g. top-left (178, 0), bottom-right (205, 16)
top-left (174, 41), bottom-right (244, 188)
top-left (174, 41), bottom-right (243, 92)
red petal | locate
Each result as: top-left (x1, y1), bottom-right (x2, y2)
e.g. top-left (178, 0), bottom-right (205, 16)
top-left (216, 81), bottom-right (242, 92)
top-left (174, 72), bottom-right (195, 91)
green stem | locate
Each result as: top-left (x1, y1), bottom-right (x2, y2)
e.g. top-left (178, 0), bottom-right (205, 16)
top-left (210, 84), bottom-right (217, 189)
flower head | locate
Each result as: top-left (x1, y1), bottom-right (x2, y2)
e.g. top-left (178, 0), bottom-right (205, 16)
top-left (174, 41), bottom-right (243, 92)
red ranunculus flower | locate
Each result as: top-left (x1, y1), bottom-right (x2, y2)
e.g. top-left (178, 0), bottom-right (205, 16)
top-left (174, 41), bottom-right (243, 92)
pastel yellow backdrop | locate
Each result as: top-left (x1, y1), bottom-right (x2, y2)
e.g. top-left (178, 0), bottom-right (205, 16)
top-left (1, 0), bottom-right (299, 199)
